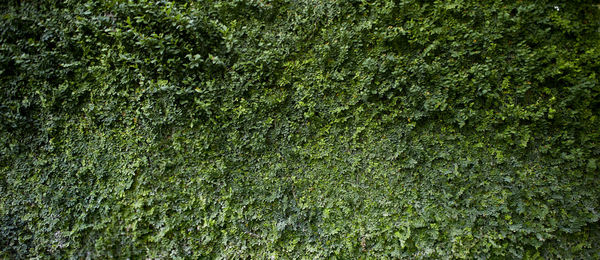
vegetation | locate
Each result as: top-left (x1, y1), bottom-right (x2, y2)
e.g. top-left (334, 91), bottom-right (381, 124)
top-left (1, 0), bottom-right (599, 258)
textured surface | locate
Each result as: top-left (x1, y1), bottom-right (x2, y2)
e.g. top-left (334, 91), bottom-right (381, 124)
top-left (1, 0), bottom-right (599, 258)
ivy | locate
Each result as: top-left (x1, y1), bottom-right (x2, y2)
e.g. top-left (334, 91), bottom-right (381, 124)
top-left (1, 0), bottom-right (599, 258)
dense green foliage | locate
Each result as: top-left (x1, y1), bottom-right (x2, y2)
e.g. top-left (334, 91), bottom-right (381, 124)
top-left (1, 0), bottom-right (600, 258)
